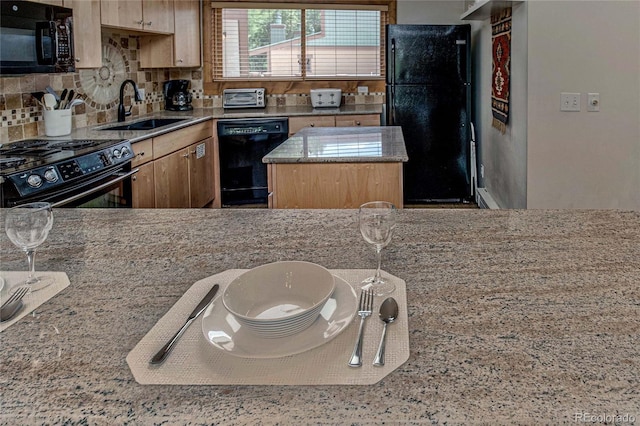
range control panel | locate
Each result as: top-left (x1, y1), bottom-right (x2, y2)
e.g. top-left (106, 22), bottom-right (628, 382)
top-left (7, 141), bottom-right (134, 197)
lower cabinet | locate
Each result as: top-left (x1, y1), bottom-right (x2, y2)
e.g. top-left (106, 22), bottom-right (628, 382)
top-left (154, 138), bottom-right (215, 208)
top-left (130, 120), bottom-right (216, 208)
top-left (267, 162), bottom-right (404, 209)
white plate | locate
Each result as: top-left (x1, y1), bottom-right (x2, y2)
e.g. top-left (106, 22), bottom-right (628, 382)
top-left (202, 275), bottom-right (357, 359)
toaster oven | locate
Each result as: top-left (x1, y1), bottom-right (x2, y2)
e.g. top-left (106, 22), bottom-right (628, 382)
top-left (223, 88), bottom-right (266, 109)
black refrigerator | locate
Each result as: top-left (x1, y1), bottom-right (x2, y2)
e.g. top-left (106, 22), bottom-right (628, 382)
top-left (386, 24), bottom-right (472, 204)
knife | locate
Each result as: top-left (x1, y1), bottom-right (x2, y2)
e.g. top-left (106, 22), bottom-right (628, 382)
top-left (149, 284), bottom-right (219, 365)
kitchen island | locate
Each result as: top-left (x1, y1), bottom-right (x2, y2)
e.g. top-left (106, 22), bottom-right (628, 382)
top-left (263, 126), bottom-right (408, 208)
top-left (0, 208), bottom-right (639, 424)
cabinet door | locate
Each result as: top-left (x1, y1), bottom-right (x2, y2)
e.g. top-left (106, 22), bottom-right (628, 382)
top-left (335, 114), bottom-right (381, 127)
top-left (100, 0), bottom-right (143, 30)
top-left (173, 0), bottom-right (200, 67)
top-left (189, 138), bottom-right (215, 208)
top-left (288, 115), bottom-right (335, 135)
top-left (142, 0), bottom-right (174, 34)
top-left (154, 148), bottom-right (190, 208)
top-left (68, 0), bottom-right (102, 68)
top-left (131, 162), bottom-right (155, 208)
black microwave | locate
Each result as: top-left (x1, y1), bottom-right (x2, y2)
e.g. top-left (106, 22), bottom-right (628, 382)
top-left (0, 1), bottom-right (75, 75)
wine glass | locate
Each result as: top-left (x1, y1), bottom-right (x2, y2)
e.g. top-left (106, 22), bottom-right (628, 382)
top-left (359, 201), bottom-right (397, 296)
top-left (4, 202), bottom-right (54, 292)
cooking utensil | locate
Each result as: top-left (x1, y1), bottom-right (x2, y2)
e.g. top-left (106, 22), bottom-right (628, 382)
top-left (59, 89), bottom-right (68, 109)
top-left (348, 288), bottom-right (374, 367)
top-left (150, 284), bottom-right (220, 365)
top-left (0, 286), bottom-right (29, 322)
top-left (45, 86), bottom-right (60, 102)
top-left (373, 297), bottom-right (398, 367)
top-left (67, 98), bottom-right (84, 109)
top-left (43, 93), bottom-right (57, 110)
top-left (66, 90), bottom-right (75, 108)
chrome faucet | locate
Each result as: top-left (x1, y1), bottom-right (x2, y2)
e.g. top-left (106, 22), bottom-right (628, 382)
top-left (117, 79), bottom-right (142, 122)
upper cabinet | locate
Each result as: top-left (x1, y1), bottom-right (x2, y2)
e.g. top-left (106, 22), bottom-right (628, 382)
top-left (66, 0), bottom-right (103, 68)
top-left (100, 0), bottom-right (174, 34)
top-left (139, 0), bottom-right (200, 68)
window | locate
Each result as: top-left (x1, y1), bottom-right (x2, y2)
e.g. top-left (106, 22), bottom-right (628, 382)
top-left (208, 2), bottom-right (391, 84)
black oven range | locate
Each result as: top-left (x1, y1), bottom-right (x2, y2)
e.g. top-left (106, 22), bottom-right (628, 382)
top-left (1, 138), bottom-right (136, 208)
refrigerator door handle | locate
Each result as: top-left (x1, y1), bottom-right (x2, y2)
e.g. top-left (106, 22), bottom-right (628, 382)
top-left (390, 38), bottom-right (396, 125)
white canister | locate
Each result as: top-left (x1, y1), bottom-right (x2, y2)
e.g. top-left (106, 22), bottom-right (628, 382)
top-left (43, 109), bottom-right (72, 137)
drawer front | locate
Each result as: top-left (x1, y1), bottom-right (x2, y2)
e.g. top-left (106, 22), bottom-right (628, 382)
top-left (153, 120), bottom-right (213, 159)
top-left (335, 114), bottom-right (381, 127)
top-left (131, 138), bottom-right (154, 167)
top-left (288, 115), bottom-right (335, 134)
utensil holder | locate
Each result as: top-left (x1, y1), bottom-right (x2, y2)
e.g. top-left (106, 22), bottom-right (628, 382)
top-left (43, 109), bottom-right (72, 136)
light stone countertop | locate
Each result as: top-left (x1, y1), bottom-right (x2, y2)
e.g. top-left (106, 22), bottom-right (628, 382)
top-left (0, 208), bottom-right (639, 424)
top-left (262, 126), bottom-right (408, 164)
top-left (60, 104), bottom-right (384, 144)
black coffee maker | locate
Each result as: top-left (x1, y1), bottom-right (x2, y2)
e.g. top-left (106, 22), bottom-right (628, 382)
top-left (163, 80), bottom-right (193, 111)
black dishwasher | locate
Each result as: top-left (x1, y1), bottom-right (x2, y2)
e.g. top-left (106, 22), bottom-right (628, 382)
top-left (217, 118), bottom-right (289, 207)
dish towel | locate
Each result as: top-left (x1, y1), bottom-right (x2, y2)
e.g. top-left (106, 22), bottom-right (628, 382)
top-left (491, 7), bottom-right (512, 134)
top-left (126, 269), bottom-right (410, 385)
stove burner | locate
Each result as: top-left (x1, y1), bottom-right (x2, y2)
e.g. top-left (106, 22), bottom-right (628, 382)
top-left (4, 140), bottom-right (50, 149)
top-left (0, 157), bottom-right (27, 170)
top-left (48, 140), bottom-right (103, 150)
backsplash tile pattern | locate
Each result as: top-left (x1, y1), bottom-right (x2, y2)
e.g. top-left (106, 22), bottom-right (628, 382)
top-left (0, 30), bottom-right (383, 143)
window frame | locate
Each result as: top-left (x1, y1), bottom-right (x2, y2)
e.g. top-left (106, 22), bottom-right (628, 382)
top-left (203, 0), bottom-right (397, 95)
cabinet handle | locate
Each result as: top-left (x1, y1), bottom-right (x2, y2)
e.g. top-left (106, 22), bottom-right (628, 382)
top-left (146, 21), bottom-right (153, 26)
top-left (356, 121), bottom-right (361, 126)
top-left (190, 150), bottom-right (196, 155)
top-left (137, 20), bottom-right (144, 25)
top-left (75, 58), bottom-right (80, 63)
top-left (310, 123), bottom-right (315, 127)
top-left (176, 59), bottom-right (184, 64)
top-left (182, 153), bottom-right (189, 158)
top-left (137, 151), bottom-right (145, 157)
top-left (132, 175), bottom-right (137, 181)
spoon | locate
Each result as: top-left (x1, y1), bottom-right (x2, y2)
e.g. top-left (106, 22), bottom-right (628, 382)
top-left (373, 297), bottom-right (398, 367)
top-left (43, 93), bottom-right (57, 110)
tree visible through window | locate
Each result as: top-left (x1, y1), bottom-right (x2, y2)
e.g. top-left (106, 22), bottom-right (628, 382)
top-left (213, 5), bottom-right (386, 80)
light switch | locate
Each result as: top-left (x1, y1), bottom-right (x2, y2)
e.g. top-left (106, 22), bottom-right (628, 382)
top-left (587, 93), bottom-right (600, 112)
top-left (561, 92), bottom-right (580, 112)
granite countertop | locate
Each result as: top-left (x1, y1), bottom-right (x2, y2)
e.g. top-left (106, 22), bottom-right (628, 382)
top-left (263, 126), bottom-right (408, 164)
top-left (61, 104), bottom-right (384, 144)
top-left (0, 208), bottom-right (638, 424)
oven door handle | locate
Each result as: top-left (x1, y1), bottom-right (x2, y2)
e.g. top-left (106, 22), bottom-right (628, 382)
top-left (51, 168), bottom-right (139, 208)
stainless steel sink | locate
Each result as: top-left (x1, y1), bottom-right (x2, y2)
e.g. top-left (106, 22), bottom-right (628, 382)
top-left (99, 118), bottom-right (187, 131)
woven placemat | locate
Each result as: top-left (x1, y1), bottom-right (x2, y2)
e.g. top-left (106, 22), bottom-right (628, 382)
top-left (126, 269), bottom-right (409, 385)
top-left (0, 271), bottom-right (70, 332)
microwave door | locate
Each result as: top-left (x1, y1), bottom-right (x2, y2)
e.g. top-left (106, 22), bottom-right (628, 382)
top-left (36, 21), bottom-right (56, 65)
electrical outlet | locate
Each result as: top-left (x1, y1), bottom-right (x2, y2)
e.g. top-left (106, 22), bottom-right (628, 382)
top-left (138, 88), bottom-right (146, 99)
top-left (480, 164), bottom-right (485, 179)
top-left (357, 86), bottom-right (368, 94)
top-left (587, 93), bottom-right (600, 112)
top-left (561, 92), bottom-right (580, 112)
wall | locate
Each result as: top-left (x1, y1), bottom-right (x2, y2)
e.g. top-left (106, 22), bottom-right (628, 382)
top-left (526, 0), bottom-right (640, 209)
top-left (399, 0), bottom-right (640, 210)
top-left (0, 30), bottom-right (383, 144)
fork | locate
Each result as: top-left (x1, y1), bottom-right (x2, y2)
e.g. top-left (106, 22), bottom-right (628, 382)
top-left (348, 288), bottom-right (374, 367)
top-left (1, 286), bottom-right (29, 309)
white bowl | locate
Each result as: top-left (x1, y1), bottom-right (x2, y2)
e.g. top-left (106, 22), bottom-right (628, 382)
top-left (222, 261), bottom-right (336, 331)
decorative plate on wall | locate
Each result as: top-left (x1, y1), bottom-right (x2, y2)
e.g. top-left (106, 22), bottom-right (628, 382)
top-left (77, 37), bottom-right (129, 110)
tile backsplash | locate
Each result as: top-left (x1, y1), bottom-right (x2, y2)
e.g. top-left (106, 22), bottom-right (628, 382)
top-left (0, 30), bottom-right (383, 143)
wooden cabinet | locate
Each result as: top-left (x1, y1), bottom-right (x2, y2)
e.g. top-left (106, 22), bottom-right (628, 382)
top-left (131, 162), bottom-right (155, 208)
top-left (268, 162), bottom-right (403, 209)
top-left (129, 121), bottom-right (215, 209)
top-left (152, 121), bottom-right (215, 208)
top-left (154, 147), bottom-right (191, 208)
top-left (139, 0), bottom-right (200, 68)
top-left (35, 0), bottom-right (64, 6)
top-left (288, 114), bottom-right (381, 135)
top-left (131, 138), bottom-right (155, 208)
top-left (101, 0), bottom-right (174, 34)
top-left (66, 0), bottom-right (102, 68)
